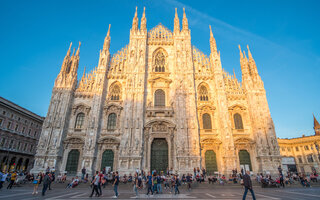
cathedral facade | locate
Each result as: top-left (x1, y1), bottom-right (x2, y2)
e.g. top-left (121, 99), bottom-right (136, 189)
top-left (31, 7), bottom-right (281, 176)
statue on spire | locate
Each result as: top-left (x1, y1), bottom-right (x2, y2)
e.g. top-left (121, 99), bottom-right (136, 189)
top-left (174, 8), bottom-right (180, 33)
top-left (209, 25), bottom-right (217, 54)
top-left (314, 114), bottom-right (320, 135)
top-left (182, 8), bottom-right (188, 31)
top-left (76, 42), bottom-right (81, 57)
top-left (140, 7), bottom-right (147, 32)
top-left (103, 24), bottom-right (111, 51)
top-left (132, 6), bottom-right (139, 32)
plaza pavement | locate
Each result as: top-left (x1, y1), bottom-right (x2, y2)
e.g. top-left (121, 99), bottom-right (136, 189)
top-left (0, 181), bottom-right (320, 200)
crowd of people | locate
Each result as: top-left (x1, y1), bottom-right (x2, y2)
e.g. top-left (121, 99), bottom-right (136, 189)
top-left (0, 166), bottom-right (319, 198)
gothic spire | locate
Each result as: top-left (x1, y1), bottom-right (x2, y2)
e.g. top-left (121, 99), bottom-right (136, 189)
top-left (209, 25), bottom-right (217, 55)
top-left (247, 45), bottom-right (259, 76)
top-left (140, 7), bottom-right (147, 32)
top-left (314, 114), bottom-right (320, 135)
top-left (76, 42), bottom-right (81, 57)
top-left (67, 42), bottom-right (72, 57)
top-left (132, 6), bottom-right (139, 32)
top-left (239, 45), bottom-right (250, 81)
top-left (182, 8), bottom-right (188, 31)
top-left (174, 8), bottom-right (180, 33)
top-left (103, 24), bottom-right (111, 51)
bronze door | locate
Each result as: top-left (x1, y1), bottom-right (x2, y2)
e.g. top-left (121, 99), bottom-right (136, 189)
top-left (205, 150), bottom-right (218, 175)
top-left (151, 138), bottom-right (168, 174)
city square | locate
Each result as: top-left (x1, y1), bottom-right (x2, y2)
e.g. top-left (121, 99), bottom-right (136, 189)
top-left (0, 0), bottom-right (320, 199)
top-left (1, 181), bottom-right (320, 200)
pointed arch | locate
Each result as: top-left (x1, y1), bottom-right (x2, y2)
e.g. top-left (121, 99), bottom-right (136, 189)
top-left (197, 82), bottom-right (210, 101)
top-left (109, 81), bottom-right (122, 101)
top-left (234, 113), bottom-right (244, 130)
top-left (152, 48), bottom-right (168, 73)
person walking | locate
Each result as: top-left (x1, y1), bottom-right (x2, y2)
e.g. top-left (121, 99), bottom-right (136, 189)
top-left (279, 173), bottom-right (285, 188)
top-left (82, 167), bottom-right (86, 180)
top-left (0, 171), bottom-right (7, 190)
top-left (133, 172), bottom-right (139, 198)
top-left (112, 171), bottom-right (120, 198)
top-left (7, 171), bottom-right (17, 189)
top-left (242, 170), bottom-right (256, 200)
top-left (90, 172), bottom-right (100, 197)
top-left (42, 172), bottom-right (50, 196)
top-left (98, 171), bottom-right (103, 196)
top-left (174, 175), bottom-right (180, 195)
top-left (32, 172), bottom-right (41, 195)
top-left (146, 171), bottom-right (153, 196)
top-left (186, 173), bottom-right (192, 190)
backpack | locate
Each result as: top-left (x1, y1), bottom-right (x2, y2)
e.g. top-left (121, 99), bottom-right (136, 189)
top-left (138, 177), bottom-right (142, 187)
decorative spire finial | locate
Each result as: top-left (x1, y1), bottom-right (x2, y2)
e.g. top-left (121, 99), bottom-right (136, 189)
top-left (107, 24), bottom-right (111, 37)
top-left (132, 6), bottom-right (139, 32)
top-left (182, 7), bottom-right (188, 31)
top-left (76, 41), bottom-right (81, 56)
top-left (247, 45), bottom-right (253, 59)
top-left (140, 7), bottom-right (147, 32)
top-left (238, 45), bottom-right (243, 59)
top-left (209, 25), bottom-right (217, 54)
top-left (174, 8), bottom-right (180, 33)
top-left (67, 42), bottom-right (72, 57)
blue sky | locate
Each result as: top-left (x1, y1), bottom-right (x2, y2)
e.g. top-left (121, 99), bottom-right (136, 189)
top-left (0, 0), bottom-right (319, 138)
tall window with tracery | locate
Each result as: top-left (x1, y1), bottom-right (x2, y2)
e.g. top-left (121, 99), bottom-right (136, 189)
top-left (75, 113), bottom-right (85, 130)
top-left (154, 51), bottom-right (165, 72)
top-left (154, 89), bottom-right (165, 107)
top-left (110, 84), bottom-right (121, 101)
top-left (202, 113), bottom-right (212, 129)
top-left (234, 113), bottom-right (244, 130)
top-left (107, 113), bottom-right (117, 130)
top-left (199, 85), bottom-right (209, 101)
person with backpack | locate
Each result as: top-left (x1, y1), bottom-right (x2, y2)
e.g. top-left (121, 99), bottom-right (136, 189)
top-left (32, 172), bottom-right (41, 195)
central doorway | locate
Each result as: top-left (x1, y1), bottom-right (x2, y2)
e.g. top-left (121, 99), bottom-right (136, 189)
top-left (151, 138), bottom-right (168, 174)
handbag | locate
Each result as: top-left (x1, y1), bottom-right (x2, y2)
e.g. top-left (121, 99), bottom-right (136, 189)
top-left (33, 180), bottom-right (39, 184)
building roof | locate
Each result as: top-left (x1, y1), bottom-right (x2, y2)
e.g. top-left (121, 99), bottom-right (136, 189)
top-left (0, 96), bottom-right (44, 122)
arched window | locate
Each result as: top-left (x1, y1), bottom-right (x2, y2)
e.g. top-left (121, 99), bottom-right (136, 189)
top-left (154, 89), bottom-right (165, 107)
top-left (199, 85), bottom-right (209, 101)
top-left (107, 113), bottom-right (117, 130)
top-left (75, 113), bottom-right (85, 129)
top-left (234, 113), bottom-right (244, 130)
top-left (202, 113), bottom-right (212, 129)
top-left (154, 51), bottom-right (165, 72)
top-left (110, 84), bottom-right (121, 101)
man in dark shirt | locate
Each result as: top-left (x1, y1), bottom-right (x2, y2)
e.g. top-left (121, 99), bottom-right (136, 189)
top-left (146, 172), bottom-right (153, 195)
top-left (82, 167), bottom-right (86, 180)
top-left (112, 171), bottom-right (119, 198)
top-left (186, 173), bottom-right (192, 190)
top-left (242, 171), bottom-right (256, 200)
top-left (42, 172), bottom-right (50, 196)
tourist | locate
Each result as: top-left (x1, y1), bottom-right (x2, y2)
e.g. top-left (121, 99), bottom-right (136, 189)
top-left (174, 175), bottom-right (180, 195)
top-left (32, 172), bottom-right (41, 195)
top-left (42, 172), bottom-right (50, 196)
top-left (156, 173), bottom-right (162, 194)
top-left (242, 170), bottom-right (256, 200)
top-left (279, 173), bottom-right (285, 188)
top-left (82, 167), bottom-right (86, 180)
top-left (66, 176), bottom-right (79, 188)
top-left (133, 172), bottom-right (139, 198)
top-left (112, 171), bottom-right (120, 198)
top-left (48, 172), bottom-right (53, 190)
top-left (186, 173), bottom-right (192, 190)
top-left (0, 171), bottom-right (7, 189)
top-left (98, 171), bottom-right (103, 196)
top-left (7, 171), bottom-right (17, 189)
top-left (146, 171), bottom-right (153, 196)
top-left (90, 171), bottom-right (100, 197)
